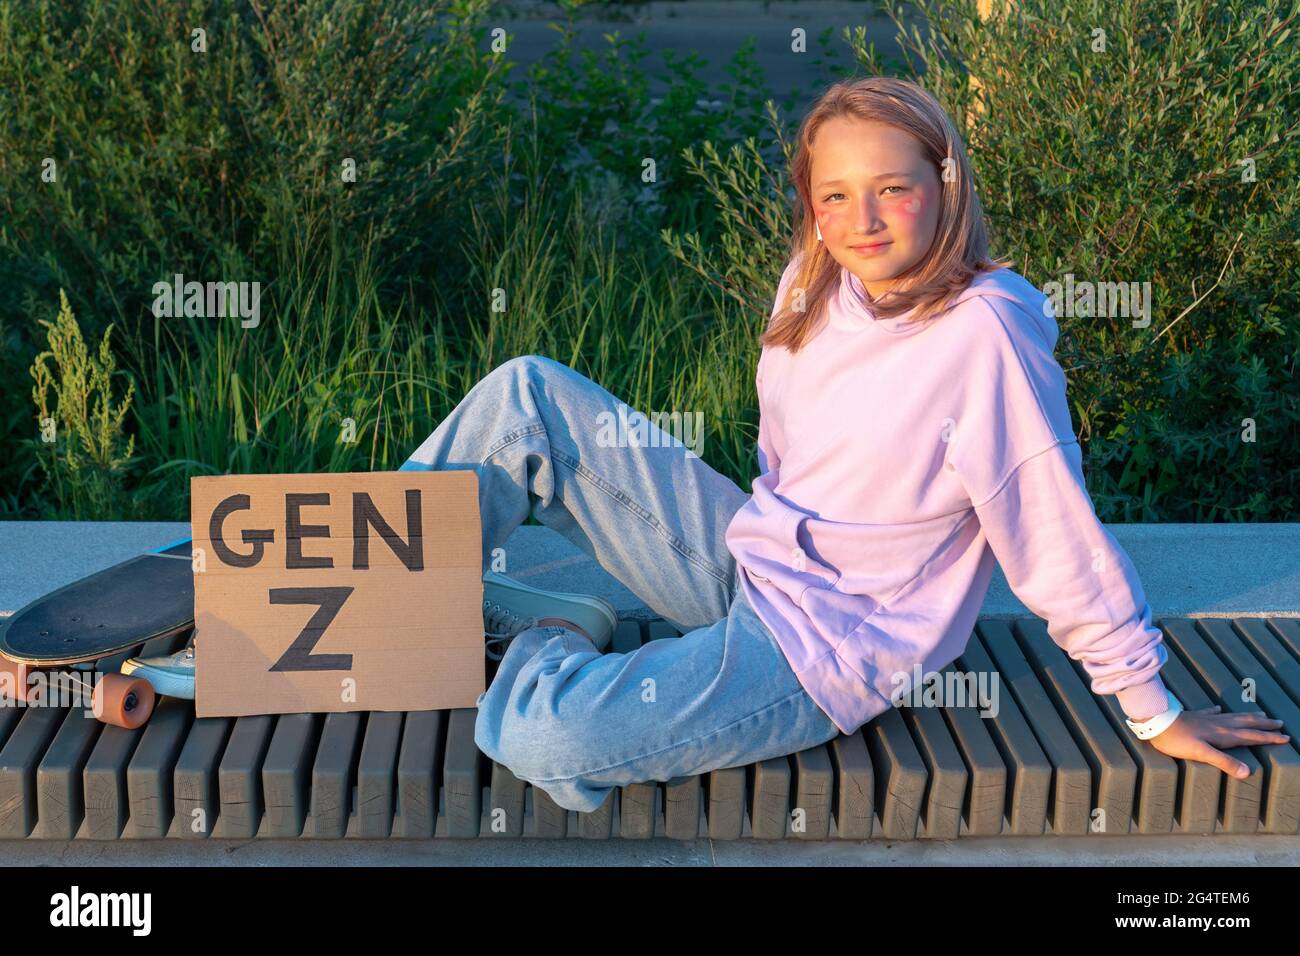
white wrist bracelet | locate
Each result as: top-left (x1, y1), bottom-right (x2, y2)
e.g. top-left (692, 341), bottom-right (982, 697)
top-left (1125, 693), bottom-right (1184, 739)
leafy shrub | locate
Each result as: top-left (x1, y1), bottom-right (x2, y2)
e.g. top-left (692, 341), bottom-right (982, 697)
top-left (873, 0), bottom-right (1299, 520)
top-left (2, 0), bottom-right (1293, 526)
top-left (669, 0), bottom-right (1299, 521)
top-left (27, 291), bottom-right (138, 519)
top-left (0, 0), bottom-right (506, 507)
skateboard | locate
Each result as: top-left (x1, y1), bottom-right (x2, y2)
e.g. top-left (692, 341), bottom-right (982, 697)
top-left (0, 537), bottom-right (195, 728)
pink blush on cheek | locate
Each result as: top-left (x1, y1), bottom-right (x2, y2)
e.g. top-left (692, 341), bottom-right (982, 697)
top-left (816, 208), bottom-right (846, 230)
top-left (901, 197), bottom-right (923, 216)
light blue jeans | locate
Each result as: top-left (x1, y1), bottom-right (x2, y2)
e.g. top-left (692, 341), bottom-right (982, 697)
top-left (399, 354), bottom-right (840, 812)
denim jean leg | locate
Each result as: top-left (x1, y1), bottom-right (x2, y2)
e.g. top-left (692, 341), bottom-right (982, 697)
top-left (472, 623), bottom-right (590, 770)
top-left (476, 586), bottom-right (841, 814)
top-left (398, 354), bottom-right (751, 628)
top-left (399, 354), bottom-right (841, 816)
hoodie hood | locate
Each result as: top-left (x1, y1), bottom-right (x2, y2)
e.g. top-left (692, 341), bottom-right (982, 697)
top-left (837, 264), bottom-right (1058, 351)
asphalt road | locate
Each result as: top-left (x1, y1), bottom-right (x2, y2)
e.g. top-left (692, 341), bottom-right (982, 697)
top-left (475, 1), bottom-right (916, 114)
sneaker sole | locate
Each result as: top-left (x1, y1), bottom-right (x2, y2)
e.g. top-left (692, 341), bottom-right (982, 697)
top-left (120, 660), bottom-right (196, 700)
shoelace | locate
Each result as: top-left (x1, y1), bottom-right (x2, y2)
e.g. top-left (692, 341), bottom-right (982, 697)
top-left (483, 600), bottom-right (538, 661)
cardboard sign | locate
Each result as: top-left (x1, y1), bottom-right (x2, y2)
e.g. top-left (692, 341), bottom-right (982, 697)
top-left (190, 471), bottom-right (484, 718)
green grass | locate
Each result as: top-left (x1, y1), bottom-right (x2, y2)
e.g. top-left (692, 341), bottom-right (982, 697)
top-left (2, 0), bottom-right (1296, 523)
top-left (89, 147), bottom-right (767, 520)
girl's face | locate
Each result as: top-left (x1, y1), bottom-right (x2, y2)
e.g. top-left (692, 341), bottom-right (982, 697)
top-left (809, 118), bottom-right (942, 300)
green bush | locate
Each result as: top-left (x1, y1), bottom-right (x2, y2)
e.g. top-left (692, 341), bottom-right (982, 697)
top-left (0, 0), bottom-right (507, 511)
top-left (0, 0), bottom-right (821, 519)
top-left (869, 0), bottom-right (1299, 519)
top-left (26, 290), bottom-right (139, 519)
top-left (668, 0), bottom-right (1299, 521)
top-left (0, 0), bottom-right (1293, 526)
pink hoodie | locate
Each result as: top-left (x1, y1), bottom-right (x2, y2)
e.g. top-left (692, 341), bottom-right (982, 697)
top-left (725, 256), bottom-right (1172, 736)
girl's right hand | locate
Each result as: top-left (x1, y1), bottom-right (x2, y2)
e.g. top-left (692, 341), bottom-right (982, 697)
top-left (1147, 705), bottom-right (1289, 777)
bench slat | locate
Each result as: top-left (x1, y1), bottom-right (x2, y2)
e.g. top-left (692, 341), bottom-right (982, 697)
top-left (531, 785), bottom-right (569, 838)
top-left (863, 706), bottom-right (926, 840)
top-left (618, 782), bottom-right (656, 839)
top-left (262, 713), bottom-right (322, 838)
top-left (487, 761), bottom-right (527, 837)
top-left (827, 730), bottom-right (875, 839)
top-left (899, 704), bottom-right (967, 839)
top-left (442, 707), bottom-right (482, 837)
top-left (215, 714), bottom-right (274, 838)
top-left (83, 721), bottom-right (139, 839)
top-left (0, 706), bottom-right (69, 838)
top-left (705, 765), bottom-right (746, 840)
top-left (748, 756), bottom-right (791, 839)
top-left (979, 620), bottom-right (1093, 835)
top-left (578, 789), bottom-right (615, 839)
top-left (957, 634), bottom-right (1052, 835)
top-left (937, 664), bottom-right (1006, 835)
top-left (1265, 618), bottom-right (1300, 664)
top-left (356, 711), bottom-right (403, 838)
top-left (394, 710), bottom-right (443, 838)
top-left (125, 696), bottom-right (191, 837)
top-left (791, 744), bottom-right (834, 839)
top-left (35, 708), bottom-right (99, 839)
top-left (306, 711), bottom-right (364, 838)
top-left (174, 716), bottom-right (232, 839)
top-left (1013, 620), bottom-right (1137, 835)
top-left (1154, 628), bottom-right (1250, 833)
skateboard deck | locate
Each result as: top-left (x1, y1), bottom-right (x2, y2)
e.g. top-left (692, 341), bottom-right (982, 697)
top-left (0, 537), bottom-right (194, 667)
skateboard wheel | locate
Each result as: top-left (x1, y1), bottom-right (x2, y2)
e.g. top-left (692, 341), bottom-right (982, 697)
top-left (92, 673), bottom-right (156, 729)
top-left (0, 657), bottom-right (34, 704)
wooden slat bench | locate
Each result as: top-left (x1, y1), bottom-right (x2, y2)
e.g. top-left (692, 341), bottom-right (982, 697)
top-left (1, 615), bottom-right (1297, 841)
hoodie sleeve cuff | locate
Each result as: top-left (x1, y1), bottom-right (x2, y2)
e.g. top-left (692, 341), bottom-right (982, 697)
top-left (1115, 673), bottom-right (1172, 721)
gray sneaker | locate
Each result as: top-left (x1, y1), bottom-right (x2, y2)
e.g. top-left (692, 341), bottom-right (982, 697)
top-left (121, 642), bottom-right (196, 699)
top-left (482, 571), bottom-right (617, 660)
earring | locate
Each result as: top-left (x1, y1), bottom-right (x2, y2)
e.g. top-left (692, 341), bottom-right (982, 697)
top-left (815, 220), bottom-right (823, 241)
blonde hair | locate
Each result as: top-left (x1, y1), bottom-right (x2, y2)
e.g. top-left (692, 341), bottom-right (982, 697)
top-left (764, 76), bottom-right (1011, 352)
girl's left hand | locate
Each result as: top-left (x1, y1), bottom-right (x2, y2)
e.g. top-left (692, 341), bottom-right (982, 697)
top-left (1147, 705), bottom-right (1289, 777)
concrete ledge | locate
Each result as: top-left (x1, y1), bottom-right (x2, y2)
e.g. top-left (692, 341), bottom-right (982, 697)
top-left (2, 833), bottom-right (1299, 867)
top-left (984, 522), bottom-right (1300, 619)
top-left (0, 521), bottom-right (655, 620)
top-left (2, 521), bottom-right (1297, 620)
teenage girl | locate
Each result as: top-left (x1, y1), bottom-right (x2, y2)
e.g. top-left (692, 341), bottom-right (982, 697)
top-left (399, 76), bottom-right (1287, 814)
